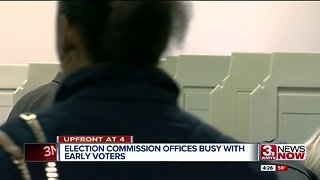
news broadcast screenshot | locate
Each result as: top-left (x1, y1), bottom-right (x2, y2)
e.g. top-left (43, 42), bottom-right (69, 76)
top-left (2, 1), bottom-right (320, 180)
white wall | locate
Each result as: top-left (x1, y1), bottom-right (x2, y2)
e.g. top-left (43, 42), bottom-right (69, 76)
top-left (173, 1), bottom-right (320, 56)
top-left (0, 1), bottom-right (57, 64)
top-left (1, 1), bottom-right (320, 64)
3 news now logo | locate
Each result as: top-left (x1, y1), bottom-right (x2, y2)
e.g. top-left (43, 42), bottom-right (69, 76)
top-left (260, 144), bottom-right (306, 160)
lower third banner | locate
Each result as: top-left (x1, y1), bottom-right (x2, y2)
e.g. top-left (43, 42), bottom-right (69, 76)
top-left (57, 143), bottom-right (258, 162)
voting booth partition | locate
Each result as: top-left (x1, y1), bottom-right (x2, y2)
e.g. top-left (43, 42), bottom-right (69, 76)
top-left (174, 55), bottom-right (230, 125)
top-left (210, 53), bottom-right (272, 141)
top-left (0, 62), bottom-right (60, 125)
top-left (249, 53), bottom-right (320, 143)
top-left (13, 62), bottom-right (60, 105)
top-left (162, 53), bottom-right (320, 143)
top-left (0, 65), bottom-right (28, 124)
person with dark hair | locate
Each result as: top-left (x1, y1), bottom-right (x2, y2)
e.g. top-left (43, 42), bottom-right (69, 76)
top-left (7, 72), bottom-right (64, 120)
top-left (0, 2), bottom-right (277, 180)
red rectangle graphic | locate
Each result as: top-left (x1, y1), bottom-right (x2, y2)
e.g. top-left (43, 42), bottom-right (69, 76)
top-left (260, 144), bottom-right (277, 160)
top-left (57, 136), bottom-right (133, 143)
top-left (24, 143), bottom-right (57, 162)
top-left (276, 164), bottom-right (289, 172)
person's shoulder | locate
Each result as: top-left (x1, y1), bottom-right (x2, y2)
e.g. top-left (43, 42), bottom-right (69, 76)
top-left (17, 82), bottom-right (59, 103)
top-left (35, 81), bottom-right (60, 95)
top-left (8, 82), bottom-right (60, 119)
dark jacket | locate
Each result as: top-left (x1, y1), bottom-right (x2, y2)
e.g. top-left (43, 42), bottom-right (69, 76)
top-left (7, 72), bottom-right (64, 120)
top-left (0, 66), bottom-right (277, 180)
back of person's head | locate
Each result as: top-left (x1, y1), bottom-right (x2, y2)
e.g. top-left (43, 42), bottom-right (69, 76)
top-left (57, 1), bottom-right (191, 69)
top-left (302, 127), bottom-right (320, 177)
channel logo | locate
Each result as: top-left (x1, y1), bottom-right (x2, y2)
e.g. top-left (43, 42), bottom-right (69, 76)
top-left (260, 144), bottom-right (306, 161)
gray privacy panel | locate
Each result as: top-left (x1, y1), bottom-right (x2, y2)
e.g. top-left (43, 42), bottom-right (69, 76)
top-left (13, 62), bottom-right (60, 104)
top-left (0, 65), bottom-right (28, 125)
top-left (0, 64), bottom-right (28, 89)
top-left (235, 92), bottom-right (251, 141)
top-left (278, 87), bottom-right (320, 143)
top-left (175, 55), bottom-right (230, 124)
top-left (249, 53), bottom-right (320, 143)
top-left (210, 53), bottom-right (271, 140)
